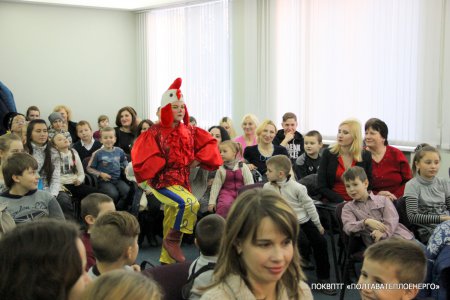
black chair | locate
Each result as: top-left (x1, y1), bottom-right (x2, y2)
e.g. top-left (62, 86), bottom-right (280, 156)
top-left (335, 202), bottom-right (365, 300)
top-left (394, 197), bottom-right (432, 244)
top-left (313, 199), bottom-right (341, 282)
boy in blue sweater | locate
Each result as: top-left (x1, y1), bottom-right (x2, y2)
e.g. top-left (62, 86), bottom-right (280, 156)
top-left (87, 127), bottom-right (130, 210)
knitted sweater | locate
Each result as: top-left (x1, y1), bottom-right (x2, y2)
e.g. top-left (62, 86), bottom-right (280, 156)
top-left (264, 178), bottom-right (321, 227)
top-left (30, 142), bottom-right (61, 196)
top-left (404, 175), bottom-right (450, 225)
top-left (0, 189), bottom-right (64, 223)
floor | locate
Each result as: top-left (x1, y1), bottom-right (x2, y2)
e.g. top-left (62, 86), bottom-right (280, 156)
top-left (137, 234), bottom-right (362, 300)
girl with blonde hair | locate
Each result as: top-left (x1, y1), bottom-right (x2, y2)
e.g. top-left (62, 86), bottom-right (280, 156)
top-left (318, 118), bottom-right (372, 202)
top-left (202, 188), bottom-right (313, 300)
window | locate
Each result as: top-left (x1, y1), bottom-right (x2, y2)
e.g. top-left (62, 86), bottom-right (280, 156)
top-left (140, 0), bottom-right (231, 130)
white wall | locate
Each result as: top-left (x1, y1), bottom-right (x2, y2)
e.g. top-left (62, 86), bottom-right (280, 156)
top-left (0, 2), bottom-right (137, 128)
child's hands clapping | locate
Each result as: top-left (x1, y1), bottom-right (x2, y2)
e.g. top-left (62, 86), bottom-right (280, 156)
top-left (364, 218), bottom-right (387, 232)
top-left (370, 230), bottom-right (384, 242)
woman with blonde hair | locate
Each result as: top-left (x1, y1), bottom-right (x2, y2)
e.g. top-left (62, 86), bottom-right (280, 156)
top-left (243, 120), bottom-right (289, 180)
top-left (202, 188), bottom-right (313, 300)
top-left (220, 116), bottom-right (237, 139)
top-left (234, 114), bottom-right (259, 153)
top-left (53, 105), bottom-right (79, 143)
top-left (317, 118), bottom-right (372, 202)
top-left (83, 270), bottom-right (161, 300)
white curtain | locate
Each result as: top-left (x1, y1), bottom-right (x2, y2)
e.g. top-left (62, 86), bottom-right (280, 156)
top-left (141, 0), bottom-right (231, 130)
top-left (275, 0), bottom-right (446, 147)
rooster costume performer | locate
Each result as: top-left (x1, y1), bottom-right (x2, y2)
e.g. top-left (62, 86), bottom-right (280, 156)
top-left (132, 78), bottom-right (222, 264)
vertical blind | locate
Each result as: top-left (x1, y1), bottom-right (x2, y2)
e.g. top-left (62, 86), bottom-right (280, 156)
top-left (142, 0), bottom-right (231, 130)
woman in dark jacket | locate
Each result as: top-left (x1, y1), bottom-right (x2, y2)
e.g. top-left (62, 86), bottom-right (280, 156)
top-left (317, 118), bottom-right (372, 203)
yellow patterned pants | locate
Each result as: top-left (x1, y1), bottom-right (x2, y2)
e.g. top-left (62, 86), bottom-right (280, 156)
top-left (151, 185), bottom-right (199, 264)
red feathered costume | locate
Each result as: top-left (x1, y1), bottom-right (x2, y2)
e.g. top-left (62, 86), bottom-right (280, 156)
top-left (132, 78), bottom-right (222, 264)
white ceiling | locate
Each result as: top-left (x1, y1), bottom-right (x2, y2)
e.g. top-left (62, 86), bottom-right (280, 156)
top-left (2, 0), bottom-right (186, 10)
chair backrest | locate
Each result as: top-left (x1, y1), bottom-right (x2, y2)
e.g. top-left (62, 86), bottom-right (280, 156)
top-left (237, 182), bottom-right (264, 195)
top-left (393, 197), bottom-right (413, 230)
top-left (142, 261), bottom-right (191, 300)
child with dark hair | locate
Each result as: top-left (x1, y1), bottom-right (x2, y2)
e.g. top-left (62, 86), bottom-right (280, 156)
top-left (0, 152), bottom-right (64, 223)
top-left (187, 214), bottom-right (225, 300)
top-left (359, 238), bottom-right (426, 300)
top-left (89, 211), bottom-right (140, 279)
top-left (73, 120), bottom-right (102, 162)
top-left (80, 193), bottom-right (116, 271)
top-left (342, 166), bottom-right (414, 246)
top-left (295, 130), bottom-right (323, 179)
top-left (25, 119), bottom-right (73, 217)
top-left (93, 115), bottom-right (109, 141)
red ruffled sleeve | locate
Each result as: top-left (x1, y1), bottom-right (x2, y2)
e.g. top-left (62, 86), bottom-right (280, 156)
top-left (193, 127), bottom-right (223, 171)
top-left (131, 130), bottom-right (166, 184)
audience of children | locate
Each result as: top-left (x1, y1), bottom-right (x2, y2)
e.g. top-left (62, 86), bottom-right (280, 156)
top-left (87, 126), bottom-right (130, 210)
top-left (186, 214), bottom-right (225, 300)
top-left (318, 118), bottom-right (373, 202)
top-left (208, 140), bottom-right (254, 217)
top-left (295, 130), bottom-right (323, 179)
top-left (93, 114), bottom-right (109, 140)
top-left (263, 155), bottom-right (336, 295)
top-left (244, 119), bottom-right (289, 179)
top-left (364, 118), bottom-right (412, 200)
top-left (341, 166), bottom-right (415, 246)
top-left (52, 133), bottom-right (100, 199)
top-left (219, 116), bottom-right (237, 139)
top-left (0, 152), bottom-right (65, 223)
top-left (358, 238), bottom-right (426, 300)
top-left (83, 270), bottom-right (161, 300)
top-left (4, 102), bottom-right (450, 299)
top-left (48, 111), bottom-right (73, 144)
top-left (273, 112), bottom-right (304, 165)
top-left (89, 211), bottom-right (140, 279)
top-left (73, 120), bottom-right (102, 162)
top-left (234, 113), bottom-right (258, 153)
top-left (0, 133), bottom-right (24, 192)
top-left (81, 193), bottom-right (116, 271)
top-left (201, 188), bottom-right (313, 300)
top-left (25, 119), bottom-right (74, 216)
top-left (404, 145), bottom-right (450, 242)
top-left (0, 219), bottom-right (90, 299)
